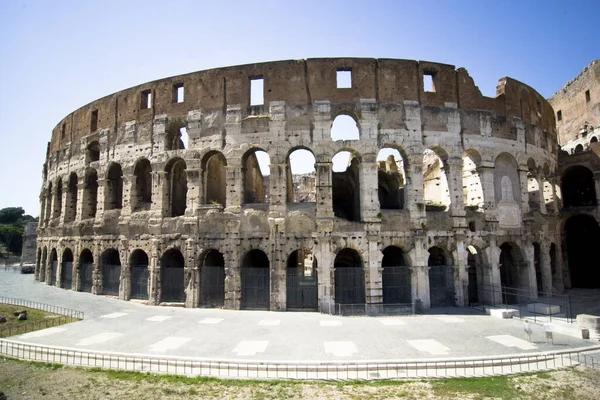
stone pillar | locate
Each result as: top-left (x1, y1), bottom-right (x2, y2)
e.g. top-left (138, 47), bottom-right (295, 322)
top-left (269, 218), bottom-right (286, 311)
top-left (184, 238), bottom-right (197, 308)
top-left (316, 240), bottom-right (334, 307)
top-left (553, 242), bottom-right (566, 293)
top-left (185, 166), bottom-right (201, 216)
top-left (72, 247), bottom-right (80, 292)
top-left (224, 237), bottom-right (241, 309)
top-left (549, 177), bottom-right (559, 214)
top-left (312, 101), bottom-right (331, 142)
top-left (406, 152), bottom-right (425, 224)
top-left (147, 241), bottom-right (160, 305)
top-left (453, 238), bottom-right (467, 307)
top-left (75, 175), bottom-right (86, 222)
top-left (359, 160), bottom-right (379, 222)
top-left (410, 265), bottom-right (430, 309)
top-left (92, 244), bottom-right (102, 296)
top-left (315, 161), bottom-right (334, 218)
top-left (523, 242), bottom-right (538, 300)
top-left (594, 172), bottom-right (600, 206)
top-left (359, 99), bottom-right (378, 140)
top-left (153, 171), bottom-right (168, 216)
top-left (119, 246), bottom-right (130, 301)
top-left (59, 179), bottom-right (69, 225)
top-left (120, 168), bottom-right (133, 217)
top-left (540, 241), bottom-right (552, 294)
top-left (478, 163), bottom-right (497, 221)
top-left (268, 162), bottom-right (287, 215)
top-left (484, 241), bottom-right (502, 305)
top-left (518, 166), bottom-right (531, 214)
top-left (269, 101), bottom-right (286, 142)
top-left (225, 164), bottom-right (243, 213)
top-left (95, 177), bottom-right (106, 221)
top-left (364, 233), bottom-right (383, 305)
top-left (535, 172), bottom-right (547, 214)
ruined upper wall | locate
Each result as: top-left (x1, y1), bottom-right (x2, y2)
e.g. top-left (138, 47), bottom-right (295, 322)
top-left (49, 58), bottom-right (556, 152)
top-left (549, 60), bottom-right (600, 145)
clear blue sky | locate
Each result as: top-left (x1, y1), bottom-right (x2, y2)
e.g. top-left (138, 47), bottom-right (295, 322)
top-left (1, 0), bottom-right (598, 216)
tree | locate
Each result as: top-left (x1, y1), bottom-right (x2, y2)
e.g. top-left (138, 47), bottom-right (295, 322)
top-left (0, 224), bottom-right (24, 255)
top-left (0, 207), bottom-right (25, 225)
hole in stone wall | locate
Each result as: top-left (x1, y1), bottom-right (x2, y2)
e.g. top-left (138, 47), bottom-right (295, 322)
top-left (287, 149), bottom-right (316, 203)
top-left (61, 123), bottom-right (66, 139)
top-left (557, 110), bottom-right (562, 121)
top-left (86, 141), bottom-right (100, 163)
top-left (423, 149), bottom-right (450, 210)
top-left (250, 78), bottom-right (264, 106)
top-left (585, 90), bottom-right (591, 103)
top-left (243, 149), bottom-right (269, 204)
top-left (336, 69), bottom-right (352, 89)
top-left (90, 110), bottom-right (98, 132)
top-left (141, 90), bottom-right (152, 109)
top-left (174, 84), bottom-right (184, 103)
top-left (331, 114), bottom-right (359, 141)
top-left (423, 72), bottom-right (436, 92)
top-left (377, 148), bottom-right (405, 210)
top-left (332, 151), bottom-right (360, 221)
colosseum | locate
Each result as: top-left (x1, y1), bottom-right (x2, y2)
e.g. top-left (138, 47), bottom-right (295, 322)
top-left (33, 58), bottom-right (566, 313)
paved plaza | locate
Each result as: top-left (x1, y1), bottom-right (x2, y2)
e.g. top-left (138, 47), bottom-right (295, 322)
top-left (0, 267), bottom-right (596, 363)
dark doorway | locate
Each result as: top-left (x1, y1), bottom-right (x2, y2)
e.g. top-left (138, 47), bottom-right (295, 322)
top-left (533, 242), bottom-right (543, 295)
top-left (161, 249), bottom-right (186, 302)
top-left (79, 249), bottom-right (94, 293)
top-left (565, 215), bottom-right (600, 288)
top-left (334, 248), bottom-right (365, 304)
top-left (200, 250), bottom-right (225, 308)
top-left (332, 155), bottom-right (361, 221)
top-left (49, 249), bottom-right (58, 286)
top-left (241, 249), bottom-right (270, 310)
top-left (467, 248), bottom-right (479, 305)
top-left (428, 247), bottom-right (455, 307)
top-left (130, 249), bottom-right (149, 300)
top-left (499, 242), bottom-right (528, 303)
top-left (61, 249), bottom-right (74, 290)
top-left (561, 166), bottom-right (597, 208)
top-left (101, 249), bottom-right (121, 296)
top-left (382, 246), bottom-right (411, 304)
top-left (286, 250), bottom-right (318, 310)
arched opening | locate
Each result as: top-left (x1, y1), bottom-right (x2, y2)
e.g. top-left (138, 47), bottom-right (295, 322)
top-left (463, 150), bottom-right (484, 209)
top-left (494, 153), bottom-right (521, 203)
top-left (332, 151), bottom-right (361, 221)
top-left (565, 215), bottom-right (600, 288)
top-left (428, 247), bottom-right (455, 307)
top-left (533, 243), bottom-right (543, 295)
top-left (79, 249), bottom-right (94, 293)
top-left (591, 136), bottom-right (598, 144)
top-left (101, 249), bottom-right (121, 296)
top-left (550, 243), bottom-right (558, 289)
top-left (161, 248), bottom-right (185, 302)
top-left (129, 249), bottom-right (149, 300)
top-left (60, 248), bottom-right (74, 290)
top-left (40, 247), bottom-right (48, 282)
top-left (286, 249), bottom-right (318, 310)
top-left (467, 245), bottom-right (483, 305)
top-left (35, 248), bottom-right (42, 279)
top-left (105, 163), bottom-right (123, 210)
top-left (82, 169), bottom-right (98, 219)
top-left (334, 248), bottom-right (365, 305)
top-left (53, 179), bottom-right (62, 219)
top-left (45, 183), bottom-right (52, 224)
top-left (499, 242), bottom-right (529, 304)
top-left (423, 149), bottom-right (450, 211)
top-left (543, 179), bottom-right (554, 208)
top-left (165, 158), bottom-right (187, 217)
top-left (165, 119), bottom-right (187, 150)
top-left (377, 148), bottom-right (405, 210)
top-left (203, 152), bottom-right (227, 207)
top-left (242, 149), bottom-right (269, 204)
top-left (381, 246), bottom-right (411, 304)
top-left (241, 249), bottom-right (270, 310)
top-left (331, 114), bottom-right (359, 141)
top-left (575, 144), bottom-right (584, 153)
top-left (199, 249), bottom-right (225, 308)
top-left (65, 173), bottom-right (78, 222)
top-left (526, 159), bottom-right (540, 211)
top-left (561, 166), bottom-right (597, 208)
top-left (49, 248), bottom-right (58, 285)
top-left (86, 141), bottom-right (100, 163)
top-left (286, 149), bottom-right (316, 203)
top-left (133, 159), bottom-right (152, 212)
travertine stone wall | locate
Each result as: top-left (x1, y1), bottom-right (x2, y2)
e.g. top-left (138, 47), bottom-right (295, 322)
top-left (35, 58), bottom-right (562, 311)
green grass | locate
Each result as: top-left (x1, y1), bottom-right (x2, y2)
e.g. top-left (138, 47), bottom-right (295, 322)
top-left (0, 304), bottom-right (77, 337)
top-left (431, 376), bottom-right (517, 399)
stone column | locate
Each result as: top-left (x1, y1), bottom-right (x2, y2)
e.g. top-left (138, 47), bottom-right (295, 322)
top-left (484, 241), bottom-right (502, 305)
top-left (95, 177), bottom-right (106, 222)
top-left (152, 171), bottom-right (168, 216)
top-left (315, 240), bottom-right (334, 308)
top-left (446, 158), bottom-right (465, 216)
top-left (92, 244), bottom-right (102, 295)
top-left (594, 172), bottom-right (600, 206)
top-left (120, 167), bottom-right (134, 217)
top-left (406, 152), bottom-right (425, 224)
top-left (268, 162), bottom-right (287, 216)
top-left (312, 101), bottom-right (331, 142)
top-left (147, 241), bottom-right (161, 305)
top-left (540, 241), bottom-right (552, 294)
top-left (410, 265), bottom-right (431, 309)
top-left (523, 242), bottom-right (538, 300)
top-left (359, 160), bottom-right (379, 222)
top-left (269, 218), bottom-right (286, 311)
top-left (453, 237), bottom-right (467, 307)
top-left (535, 172), bottom-right (547, 214)
top-left (477, 163), bottom-right (497, 221)
top-left (518, 166), bottom-right (531, 214)
top-left (75, 175), bottom-right (86, 222)
top-left (224, 238), bottom-right (241, 310)
top-left (364, 235), bottom-right (383, 306)
top-left (72, 246), bottom-right (80, 292)
top-left (59, 179), bottom-right (69, 225)
top-left (553, 242), bottom-right (566, 292)
top-left (185, 166), bottom-right (201, 217)
top-left (549, 177), bottom-right (559, 214)
top-left (225, 164), bottom-right (243, 213)
top-left (184, 238), bottom-right (197, 308)
top-left (119, 246), bottom-right (130, 301)
top-left (315, 161), bottom-right (334, 218)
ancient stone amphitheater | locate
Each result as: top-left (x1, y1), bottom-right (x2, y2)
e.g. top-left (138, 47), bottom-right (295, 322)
top-left (34, 58), bottom-right (564, 312)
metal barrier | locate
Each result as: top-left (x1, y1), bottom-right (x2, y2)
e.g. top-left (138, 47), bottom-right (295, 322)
top-left (1, 339), bottom-right (598, 380)
top-left (0, 296), bottom-right (84, 320)
top-left (320, 302), bottom-right (414, 317)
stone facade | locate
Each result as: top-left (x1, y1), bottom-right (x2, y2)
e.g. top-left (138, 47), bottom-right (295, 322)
top-left (34, 58), bottom-right (564, 310)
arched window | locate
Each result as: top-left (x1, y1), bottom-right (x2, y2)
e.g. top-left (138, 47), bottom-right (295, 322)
top-left (423, 149), bottom-right (450, 210)
top-left (101, 249), bottom-right (121, 296)
top-left (332, 151), bottom-right (361, 221)
top-left (203, 152), bottom-right (227, 207)
top-left (53, 179), bottom-right (63, 219)
top-left (331, 114), bottom-right (359, 141)
top-left (334, 248), bottom-right (365, 306)
top-left (79, 249), bottom-right (94, 293)
top-left (165, 158), bottom-right (187, 217)
top-left (381, 246), bottom-right (410, 304)
top-left (161, 248), bottom-right (186, 302)
top-left (130, 249), bottom-right (149, 300)
top-left (287, 148), bottom-right (316, 203)
top-left (286, 249), bottom-right (317, 310)
top-left (82, 169), bottom-right (98, 219)
top-left (65, 173), bottom-right (78, 222)
top-left (61, 248), bottom-right (74, 290)
top-left (241, 249), bottom-right (270, 309)
top-left (377, 148), bottom-right (406, 210)
top-left (561, 166), bottom-right (597, 208)
top-left (200, 249), bottom-right (225, 308)
top-left (428, 246), bottom-right (454, 307)
top-left (86, 141), bottom-right (100, 163)
top-left (242, 149), bottom-right (269, 204)
top-left (133, 159), bottom-right (152, 212)
top-left (105, 163), bottom-right (123, 210)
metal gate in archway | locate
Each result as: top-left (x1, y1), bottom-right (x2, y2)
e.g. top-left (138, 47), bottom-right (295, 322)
top-left (102, 264), bottom-right (121, 296)
top-left (80, 263), bottom-right (94, 292)
top-left (61, 262), bottom-right (73, 290)
top-left (334, 267), bottom-right (365, 305)
top-left (162, 267), bottom-right (185, 302)
top-left (286, 268), bottom-right (318, 310)
top-left (130, 265), bottom-right (149, 300)
top-left (50, 261), bottom-right (58, 285)
top-left (382, 266), bottom-right (411, 304)
top-left (429, 265), bottom-right (455, 307)
top-left (241, 267), bottom-right (270, 309)
top-left (200, 266), bottom-right (225, 308)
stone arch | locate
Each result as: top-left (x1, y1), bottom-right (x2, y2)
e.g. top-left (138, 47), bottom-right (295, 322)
top-left (199, 249), bottom-right (225, 308)
top-left (165, 118), bottom-right (187, 150)
top-left (564, 215), bottom-right (600, 288)
top-left (575, 144), bottom-right (584, 153)
top-left (423, 147), bottom-right (451, 210)
top-left (79, 249), bottom-right (94, 293)
top-left (330, 113), bottom-right (359, 141)
top-left (49, 248), bottom-right (58, 286)
top-left (165, 157), bottom-right (187, 217)
top-left (286, 249), bottom-right (318, 310)
top-left (494, 153), bottom-right (520, 203)
top-left (377, 147), bottom-right (406, 210)
top-left (202, 151), bottom-right (227, 207)
top-left (160, 248), bottom-right (186, 302)
top-left (35, 247), bottom-right (42, 279)
top-left (381, 246), bottom-right (411, 304)
top-left (45, 182), bottom-right (53, 223)
top-left (466, 244), bottom-right (485, 305)
top-left (526, 158), bottom-right (541, 211)
top-left (60, 248), bottom-right (74, 289)
top-left (499, 242), bottom-right (529, 303)
top-left (101, 248), bottom-right (121, 296)
top-left (241, 249), bottom-right (270, 310)
top-left (53, 178), bottom-right (63, 219)
top-left (82, 169), bottom-right (98, 219)
top-left (105, 163), bottom-right (123, 210)
top-left (65, 173), bottom-right (78, 222)
top-left (532, 242), bottom-right (543, 295)
top-left (591, 136), bottom-right (598, 144)
top-left (242, 148), bottom-right (269, 204)
top-left (129, 249), bottom-right (149, 300)
top-left (332, 149), bottom-right (361, 221)
top-left (132, 158), bottom-right (152, 212)
top-left (463, 149), bottom-right (484, 208)
top-left (428, 246), bottom-right (455, 307)
top-left (86, 141), bottom-right (100, 163)
top-left (334, 248), bottom-right (365, 305)
top-left (286, 147), bottom-right (316, 203)
top-left (40, 246), bottom-right (48, 282)
top-left (561, 165), bottom-right (597, 208)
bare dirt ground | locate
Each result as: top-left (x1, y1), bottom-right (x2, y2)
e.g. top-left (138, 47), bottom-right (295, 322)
top-left (1, 357), bottom-right (600, 399)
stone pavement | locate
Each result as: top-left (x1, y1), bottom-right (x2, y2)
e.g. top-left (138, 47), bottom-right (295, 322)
top-left (1, 267), bottom-right (596, 363)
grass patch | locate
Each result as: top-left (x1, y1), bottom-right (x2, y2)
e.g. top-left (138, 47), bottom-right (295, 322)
top-left (0, 304), bottom-right (77, 337)
top-left (432, 376), bottom-right (517, 399)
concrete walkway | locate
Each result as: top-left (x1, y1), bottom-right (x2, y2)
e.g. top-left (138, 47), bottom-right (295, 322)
top-left (1, 266), bottom-right (599, 379)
